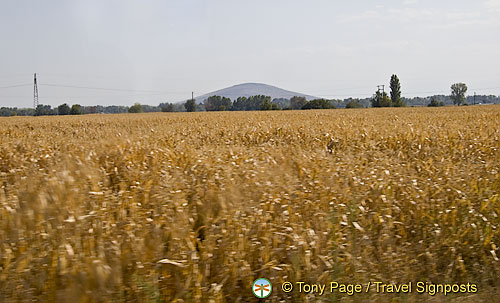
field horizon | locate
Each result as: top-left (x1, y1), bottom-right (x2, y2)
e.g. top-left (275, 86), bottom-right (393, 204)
top-left (1, 106), bottom-right (499, 302)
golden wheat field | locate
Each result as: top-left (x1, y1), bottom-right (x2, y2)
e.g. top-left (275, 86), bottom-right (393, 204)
top-left (1, 106), bottom-right (499, 302)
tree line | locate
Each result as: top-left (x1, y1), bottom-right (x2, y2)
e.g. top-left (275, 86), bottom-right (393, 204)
top-left (1, 77), bottom-right (498, 117)
top-left (0, 103), bottom-right (182, 117)
top-left (197, 95), bottom-right (335, 112)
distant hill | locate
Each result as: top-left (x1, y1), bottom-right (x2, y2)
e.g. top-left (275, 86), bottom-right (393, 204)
top-left (190, 83), bottom-right (318, 103)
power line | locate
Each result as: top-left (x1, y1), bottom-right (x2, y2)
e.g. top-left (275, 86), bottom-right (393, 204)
top-left (0, 92), bottom-right (191, 99)
top-left (315, 93), bottom-right (374, 98)
top-left (39, 83), bottom-right (165, 93)
top-left (0, 83), bottom-right (32, 89)
top-left (1, 77), bottom-right (500, 102)
top-left (468, 86), bottom-right (500, 91)
top-left (403, 89), bottom-right (450, 95)
top-left (402, 86), bottom-right (500, 96)
top-left (37, 83), bottom-right (193, 96)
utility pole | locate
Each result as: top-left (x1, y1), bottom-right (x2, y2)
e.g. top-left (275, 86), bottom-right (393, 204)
top-left (377, 85), bottom-right (385, 95)
top-left (376, 85), bottom-right (385, 103)
top-left (473, 92), bottom-right (476, 105)
top-left (33, 73), bottom-right (39, 109)
top-left (192, 91), bottom-right (194, 101)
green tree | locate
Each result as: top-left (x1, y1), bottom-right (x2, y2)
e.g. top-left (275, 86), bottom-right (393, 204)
top-left (142, 105), bottom-right (161, 112)
top-left (184, 99), bottom-right (196, 112)
top-left (428, 98), bottom-right (444, 107)
top-left (159, 102), bottom-right (174, 112)
top-left (101, 105), bottom-right (127, 114)
top-left (204, 95), bottom-right (232, 111)
top-left (271, 98), bottom-right (290, 109)
top-left (290, 96), bottom-right (308, 110)
top-left (84, 106), bottom-right (97, 114)
top-left (259, 98), bottom-right (273, 110)
top-left (345, 99), bottom-right (363, 108)
top-left (35, 104), bottom-right (56, 116)
top-left (249, 95), bottom-right (268, 110)
top-left (16, 108), bottom-right (35, 116)
top-left (302, 99), bottom-right (334, 109)
top-left (371, 91), bottom-right (392, 107)
top-left (70, 104), bottom-right (82, 115)
top-left (232, 97), bottom-right (248, 111)
top-left (128, 103), bottom-right (143, 113)
top-left (230, 95), bottom-right (274, 111)
top-left (390, 75), bottom-right (405, 107)
top-left (57, 103), bottom-right (71, 115)
top-left (0, 107), bottom-right (17, 117)
top-left (451, 83), bottom-right (468, 105)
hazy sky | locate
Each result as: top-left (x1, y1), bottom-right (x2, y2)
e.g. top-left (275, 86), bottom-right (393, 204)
top-left (1, 0), bottom-right (499, 107)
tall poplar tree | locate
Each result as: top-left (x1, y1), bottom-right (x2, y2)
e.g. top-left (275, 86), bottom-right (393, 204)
top-left (390, 74), bottom-right (404, 107)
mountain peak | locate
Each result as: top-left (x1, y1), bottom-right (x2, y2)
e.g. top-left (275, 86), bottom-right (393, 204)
top-left (190, 83), bottom-right (318, 103)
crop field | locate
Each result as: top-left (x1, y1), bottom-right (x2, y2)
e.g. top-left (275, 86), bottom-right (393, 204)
top-left (0, 106), bottom-right (499, 302)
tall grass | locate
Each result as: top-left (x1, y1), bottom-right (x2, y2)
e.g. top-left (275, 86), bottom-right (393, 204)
top-left (0, 106), bottom-right (499, 302)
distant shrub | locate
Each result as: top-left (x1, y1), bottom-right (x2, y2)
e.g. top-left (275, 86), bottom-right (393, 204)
top-left (345, 99), bottom-right (364, 108)
top-left (428, 98), bottom-right (445, 107)
top-left (302, 99), bottom-right (334, 109)
top-left (128, 103), bottom-right (143, 113)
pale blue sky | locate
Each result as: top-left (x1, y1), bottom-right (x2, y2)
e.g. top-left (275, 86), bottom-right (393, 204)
top-left (1, 0), bottom-right (499, 107)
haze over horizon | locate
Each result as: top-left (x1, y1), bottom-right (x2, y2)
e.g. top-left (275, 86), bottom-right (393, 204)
top-left (1, 0), bottom-right (499, 107)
